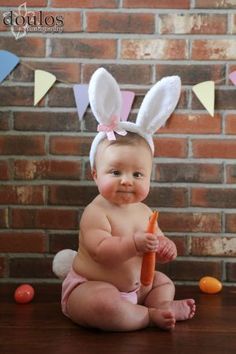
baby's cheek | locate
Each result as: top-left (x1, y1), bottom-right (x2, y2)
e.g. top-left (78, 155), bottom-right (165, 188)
top-left (137, 184), bottom-right (150, 201)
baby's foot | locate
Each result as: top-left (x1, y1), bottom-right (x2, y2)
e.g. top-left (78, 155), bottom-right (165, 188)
top-left (171, 299), bottom-right (196, 321)
top-left (149, 308), bottom-right (176, 330)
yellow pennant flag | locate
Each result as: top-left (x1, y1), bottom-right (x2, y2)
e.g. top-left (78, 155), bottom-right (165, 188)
top-left (34, 70), bottom-right (56, 105)
top-left (192, 81), bottom-right (215, 117)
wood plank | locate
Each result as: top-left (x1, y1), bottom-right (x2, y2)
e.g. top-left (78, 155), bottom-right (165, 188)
top-left (1, 285), bottom-right (236, 354)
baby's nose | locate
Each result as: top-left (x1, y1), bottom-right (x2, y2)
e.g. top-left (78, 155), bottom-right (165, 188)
top-left (120, 174), bottom-right (133, 185)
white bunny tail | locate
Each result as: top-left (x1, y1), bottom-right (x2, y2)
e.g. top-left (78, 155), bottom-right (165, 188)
top-left (52, 249), bottom-right (77, 280)
top-left (136, 76), bottom-right (181, 134)
top-left (88, 67), bottom-right (122, 125)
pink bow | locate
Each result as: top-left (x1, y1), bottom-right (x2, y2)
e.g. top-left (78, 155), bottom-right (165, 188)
top-left (97, 116), bottom-right (127, 140)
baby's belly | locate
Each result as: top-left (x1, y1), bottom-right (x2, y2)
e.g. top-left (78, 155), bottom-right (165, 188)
top-left (73, 254), bottom-right (142, 292)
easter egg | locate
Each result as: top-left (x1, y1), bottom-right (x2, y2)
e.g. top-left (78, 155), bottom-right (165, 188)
top-left (14, 284), bottom-right (35, 304)
top-left (199, 276), bottom-right (222, 294)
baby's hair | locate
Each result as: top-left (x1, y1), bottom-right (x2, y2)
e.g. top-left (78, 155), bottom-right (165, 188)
top-left (92, 132), bottom-right (152, 170)
top-left (108, 131), bottom-right (151, 148)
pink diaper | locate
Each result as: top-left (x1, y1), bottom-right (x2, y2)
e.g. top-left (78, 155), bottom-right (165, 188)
top-left (61, 268), bottom-right (138, 317)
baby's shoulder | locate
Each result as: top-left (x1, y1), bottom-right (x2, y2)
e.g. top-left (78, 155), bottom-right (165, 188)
top-left (136, 202), bottom-right (152, 215)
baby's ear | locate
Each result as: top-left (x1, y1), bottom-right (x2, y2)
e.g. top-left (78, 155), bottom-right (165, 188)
top-left (136, 76), bottom-right (181, 135)
top-left (91, 168), bottom-right (97, 181)
top-left (88, 68), bottom-right (122, 126)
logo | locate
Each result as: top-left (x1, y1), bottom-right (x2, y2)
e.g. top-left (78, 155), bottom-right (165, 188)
top-left (3, 2), bottom-right (64, 40)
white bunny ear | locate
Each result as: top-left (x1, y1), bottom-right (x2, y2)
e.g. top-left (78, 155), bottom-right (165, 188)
top-left (88, 68), bottom-right (122, 125)
top-left (136, 76), bottom-right (181, 134)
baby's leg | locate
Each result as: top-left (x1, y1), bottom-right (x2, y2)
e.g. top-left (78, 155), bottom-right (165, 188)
top-left (66, 281), bottom-right (151, 331)
top-left (144, 271), bottom-right (196, 323)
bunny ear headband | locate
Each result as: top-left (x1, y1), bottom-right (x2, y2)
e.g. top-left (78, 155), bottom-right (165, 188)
top-left (88, 68), bottom-right (181, 168)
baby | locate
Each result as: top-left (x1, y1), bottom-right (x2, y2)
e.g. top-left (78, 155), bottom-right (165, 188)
top-left (59, 69), bottom-right (196, 331)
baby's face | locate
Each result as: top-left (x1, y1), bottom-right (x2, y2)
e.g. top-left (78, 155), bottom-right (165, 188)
top-left (92, 141), bottom-right (152, 206)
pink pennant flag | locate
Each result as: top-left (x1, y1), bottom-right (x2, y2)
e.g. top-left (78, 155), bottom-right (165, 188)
top-left (229, 71), bottom-right (236, 85)
top-left (73, 84), bottom-right (89, 120)
top-left (121, 91), bottom-right (135, 121)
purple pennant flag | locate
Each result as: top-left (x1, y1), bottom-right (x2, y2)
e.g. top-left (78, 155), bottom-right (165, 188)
top-left (229, 71), bottom-right (236, 85)
top-left (73, 84), bottom-right (89, 120)
top-left (73, 85), bottom-right (135, 121)
top-left (121, 91), bottom-right (135, 121)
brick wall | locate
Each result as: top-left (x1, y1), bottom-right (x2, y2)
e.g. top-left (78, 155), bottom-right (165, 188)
top-left (0, 0), bottom-right (236, 286)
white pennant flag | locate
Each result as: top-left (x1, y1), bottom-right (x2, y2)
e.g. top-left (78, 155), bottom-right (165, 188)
top-left (192, 81), bottom-right (215, 117)
top-left (34, 70), bottom-right (56, 105)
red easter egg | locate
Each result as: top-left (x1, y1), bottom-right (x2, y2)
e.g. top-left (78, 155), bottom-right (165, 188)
top-left (14, 284), bottom-right (35, 304)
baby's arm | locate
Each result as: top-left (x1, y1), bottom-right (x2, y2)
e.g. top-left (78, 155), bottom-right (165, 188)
top-left (80, 205), bottom-right (158, 266)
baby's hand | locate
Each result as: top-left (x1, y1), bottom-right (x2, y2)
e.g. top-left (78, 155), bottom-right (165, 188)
top-left (156, 237), bottom-right (177, 263)
top-left (133, 231), bottom-right (159, 254)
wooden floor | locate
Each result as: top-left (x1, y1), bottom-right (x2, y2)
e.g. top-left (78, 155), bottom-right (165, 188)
top-left (1, 284), bottom-right (236, 354)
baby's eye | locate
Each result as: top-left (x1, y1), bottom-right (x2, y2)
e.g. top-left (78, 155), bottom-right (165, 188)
top-left (111, 170), bottom-right (121, 176)
top-left (133, 171), bottom-right (143, 178)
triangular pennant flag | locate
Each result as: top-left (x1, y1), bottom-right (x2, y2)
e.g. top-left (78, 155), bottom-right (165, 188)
top-left (229, 71), bottom-right (236, 85)
top-left (192, 81), bottom-right (215, 117)
top-left (34, 70), bottom-right (56, 105)
top-left (73, 84), bottom-right (89, 120)
top-left (0, 50), bottom-right (20, 84)
top-left (121, 91), bottom-right (135, 121)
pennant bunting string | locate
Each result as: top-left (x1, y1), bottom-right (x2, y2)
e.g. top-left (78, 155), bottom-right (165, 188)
top-left (1, 50), bottom-right (236, 118)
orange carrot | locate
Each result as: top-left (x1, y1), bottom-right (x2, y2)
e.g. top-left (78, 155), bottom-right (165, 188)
top-left (140, 211), bottom-right (158, 286)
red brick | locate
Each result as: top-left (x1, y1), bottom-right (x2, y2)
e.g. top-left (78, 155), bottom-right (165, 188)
top-left (50, 136), bottom-right (91, 156)
top-left (45, 11), bottom-right (82, 32)
top-left (83, 64), bottom-right (153, 85)
top-left (160, 260), bottom-right (222, 281)
top-left (51, 38), bottom-right (117, 59)
top-left (9, 257), bottom-right (54, 278)
top-left (51, 0), bottom-right (118, 8)
top-left (11, 208), bottom-right (79, 230)
top-left (0, 232), bottom-right (47, 253)
top-left (49, 185), bottom-right (97, 206)
top-left (159, 14), bottom-right (227, 34)
top-left (156, 64), bottom-right (225, 85)
top-left (49, 233), bottom-right (78, 253)
top-left (146, 187), bottom-right (188, 208)
top-left (0, 161), bottom-right (9, 180)
top-left (192, 139), bottom-right (236, 159)
top-left (225, 114), bottom-right (236, 134)
top-left (121, 39), bottom-right (188, 60)
top-left (154, 163), bottom-right (223, 183)
top-left (0, 112), bottom-right (10, 130)
top-left (226, 262), bottom-right (236, 281)
top-left (191, 236), bottom-right (236, 256)
top-left (0, 87), bottom-right (33, 106)
top-left (0, 256), bottom-right (6, 277)
top-left (87, 12), bottom-right (155, 33)
top-left (14, 159), bottom-right (82, 180)
top-left (159, 212), bottom-right (221, 233)
top-left (192, 40), bottom-right (236, 60)
top-left (0, 135), bottom-right (45, 155)
top-left (159, 113), bottom-right (221, 134)
top-left (0, 185), bottom-right (44, 205)
top-left (123, 0), bottom-right (190, 9)
top-left (232, 14), bottom-right (236, 34)
top-left (0, 0), bottom-right (46, 5)
top-left (14, 112), bottom-right (79, 131)
top-left (195, 0), bottom-right (236, 8)
top-left (48, 88), bottom-right (77, 107)
top-left (225, 214), bottom-right (236, 233)
top-left (0, 208), bottom-right (8, 228)
top-left (192, 89), bottom-right (236, 110)
top-left (226, 164), bottom-right (236, 184)
top-left (153, 137), bottom-right (188, 158)
top-left (12, 61), bottom-right (81, 84)
top-left (0, 37), bottom-right (45, 57)
top-left (191, 188), bottom-right (236, 208)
